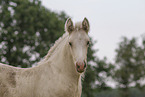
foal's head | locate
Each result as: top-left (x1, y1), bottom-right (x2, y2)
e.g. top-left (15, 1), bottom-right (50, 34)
top-left (65, 18), bottom-right (90, 73)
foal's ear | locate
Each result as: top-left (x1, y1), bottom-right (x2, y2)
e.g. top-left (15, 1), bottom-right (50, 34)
top-left (82, 17), bottom-right (90, 33)
top-left (65, 18), bottom-right (74, 34)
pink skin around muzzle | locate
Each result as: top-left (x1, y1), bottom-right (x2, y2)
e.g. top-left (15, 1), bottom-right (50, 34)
top-left (76, 61), bottom-right (87, 73)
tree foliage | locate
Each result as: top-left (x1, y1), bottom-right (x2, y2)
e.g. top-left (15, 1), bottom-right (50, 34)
top-left (82, 39), bottom-right (114, 97)
top-left (114, 36), bottom-right (145, 97)
top-left (0, 0), bottom-right (68, 67)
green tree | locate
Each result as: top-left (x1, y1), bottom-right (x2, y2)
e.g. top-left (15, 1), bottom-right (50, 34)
top-left (82, 39), bottom-right (114, 97)
top-left (114, 36), bottom-right (145, 97)
top-left (82, 57), bottom-right (114, 97)
top-left (82, 38), bottom-right (96, 97)
top-left (94, 57), bottom-right (114, 92)
top-left (0, 0), bottom-right (68, 67)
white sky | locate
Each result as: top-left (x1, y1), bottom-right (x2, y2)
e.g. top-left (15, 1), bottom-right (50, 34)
top-left (41, 0), bottom-right (145, 62)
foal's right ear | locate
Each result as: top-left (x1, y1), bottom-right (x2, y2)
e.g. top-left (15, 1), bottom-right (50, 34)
top-left (65, 18), bottom-right (74, 34)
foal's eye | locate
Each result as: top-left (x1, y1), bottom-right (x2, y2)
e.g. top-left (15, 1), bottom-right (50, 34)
top-left (87, 41), bottom-right (90, 46)
top-left (69, 42), bottom-right (72, 46)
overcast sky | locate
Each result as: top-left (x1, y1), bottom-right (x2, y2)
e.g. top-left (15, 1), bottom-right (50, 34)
top-left (41, 0), bottom-right (145, 62)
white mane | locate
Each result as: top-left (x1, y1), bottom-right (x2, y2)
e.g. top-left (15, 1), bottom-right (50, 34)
top-left (38, 32), bottom-right (69, 64)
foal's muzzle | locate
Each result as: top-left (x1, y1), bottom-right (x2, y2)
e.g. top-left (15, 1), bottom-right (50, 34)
top-left (76, 61), bottom-right (87, 73)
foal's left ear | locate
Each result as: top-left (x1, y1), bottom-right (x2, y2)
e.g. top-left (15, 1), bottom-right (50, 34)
top-left (82, 17), bottom-right (90, 33)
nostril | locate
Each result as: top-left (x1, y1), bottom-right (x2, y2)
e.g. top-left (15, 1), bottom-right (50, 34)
top-left (84, 61), bottom-right (87, 68)
top-left (77, 65), bottom-right (80, 68)
top-left (84, 63), bottom-right (86, 68)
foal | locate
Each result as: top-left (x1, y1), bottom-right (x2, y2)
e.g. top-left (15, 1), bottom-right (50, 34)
top-left (0, 18), bottom-right (90, 97)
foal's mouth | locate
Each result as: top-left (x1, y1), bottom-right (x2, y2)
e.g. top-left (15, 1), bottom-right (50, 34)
top-left (75, 61), bottom-right (87, 73)
top-left (76, 68), bottom-right (85, 73)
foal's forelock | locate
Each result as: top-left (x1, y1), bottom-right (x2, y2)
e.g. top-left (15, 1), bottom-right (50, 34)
top-left (74, 22), bottom-right (82, 31)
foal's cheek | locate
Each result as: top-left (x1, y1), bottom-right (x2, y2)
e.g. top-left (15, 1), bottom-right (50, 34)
top-left (69, 48), bottom-right (76, 61)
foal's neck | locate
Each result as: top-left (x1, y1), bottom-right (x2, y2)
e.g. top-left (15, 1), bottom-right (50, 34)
top-left (38, 36), bottom-right (80, 79)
